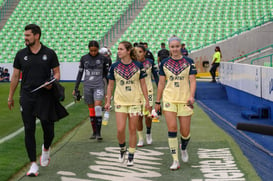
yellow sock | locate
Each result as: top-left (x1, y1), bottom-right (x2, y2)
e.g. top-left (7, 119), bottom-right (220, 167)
top-left (137, 131), bottom-right (144, 141)
top-left (128, 147), bottom-right (136, 154)
top-left (181, 134), bottom-right (191, 140)
top-left (168, 137), bottom-right (178, 161)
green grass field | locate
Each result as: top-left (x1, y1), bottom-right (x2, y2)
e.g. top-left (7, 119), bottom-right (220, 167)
top-left (0, 82), bottom-right (261, 181)
top-left (0, 82), bottom-right (88, 181)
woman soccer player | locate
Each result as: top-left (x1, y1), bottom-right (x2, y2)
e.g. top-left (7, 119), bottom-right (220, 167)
top-left (155, 36), bottom-right (197, 170)
top-left (73, 40), bottom-right (108, 141)
top-left (104, 41), bottom-right (151, 166)
top-left (135, 44), bottom-right (159, 147)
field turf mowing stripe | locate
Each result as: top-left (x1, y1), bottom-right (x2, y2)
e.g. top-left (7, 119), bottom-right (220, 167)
top-left (11, 104), bottom-right (260, 181)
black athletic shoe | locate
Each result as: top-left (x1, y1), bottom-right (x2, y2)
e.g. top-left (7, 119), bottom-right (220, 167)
top-left (96, 135), bottom-right (103, 141)
top-left (90, 133), bottom-right (96, 139)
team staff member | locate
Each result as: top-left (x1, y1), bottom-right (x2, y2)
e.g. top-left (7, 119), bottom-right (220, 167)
top-left (143, 42), bottom-right (155, 62)
top-left (8, 24), bottom-right (67, 176)
top-left (181, 43), bottom-right (189, 56)
top-left (157, 43), bottom-right (169, 65)
top-left (73, 40), bottom-right (108, 141)
top-left (210, 46), bottom-right (222, 83)
top-left (135, 45), bottom-right (159, 147)
top-left (104, 41), bottom-right (151, 166)
top-left (155, 36), bottom-right (197, 170)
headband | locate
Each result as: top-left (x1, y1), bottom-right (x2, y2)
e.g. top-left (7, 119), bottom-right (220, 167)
top-left (168, 36), bottom-right (181, 44)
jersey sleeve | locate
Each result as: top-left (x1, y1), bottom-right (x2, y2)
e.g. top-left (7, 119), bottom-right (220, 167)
top-left (107, 63), bottom-right (116, 80)
top-left (102, 56), bottom-right (109, 79)
top-left (188, 58), bottom-right (197, 75)
top-left (74, 57), bottom-right (84, 90)
top-left (150, 59), bottom-right (159, 85)
top-left (13, 51), bottom-right (21, 70)
top-left (158, 58), bottom-right (167, 76)
top-left (50, 50), bottom-right (60, 68)
top-left (139, 62), bottom-right (147, 79)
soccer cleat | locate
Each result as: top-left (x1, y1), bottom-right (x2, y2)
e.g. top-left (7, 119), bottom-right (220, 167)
top-left (90, 133), bottom-right (96, 139)
top-left (26, 162), bottom-right (39, 177)
top-left (96, 135), bottom-right (103, 141)
top-left (181, 149), bottom-right (189, 163)
top-left (40, 145), bottom-right (50, 167)
top-left (137, 139), bottom-right (144, 147)
top-left (119, 149), bottom-right (127, 163)
top-left (146, 134), bottom-right (152, 145)
top-left (170, 160), bottom-right (180, 170)
top-left (127, 159), bottom-right (134, 166)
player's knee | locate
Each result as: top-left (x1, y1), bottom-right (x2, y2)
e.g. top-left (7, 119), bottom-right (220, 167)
top-left (95, 106), bottom-right (102, 117)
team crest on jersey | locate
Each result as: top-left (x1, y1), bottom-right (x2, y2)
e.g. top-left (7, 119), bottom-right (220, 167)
top-left (85, 70), bottom-right (90, 76)
top-left (165, 103), bottom-right (170, 108)
top-left (24, 56), bottom-right (28, 61)
top-left (96, 59), bottom-right (101, 64)
top-left (116, 105), bottom-right (121, 109)
top-left (42, 54), bottom-right (47, 61)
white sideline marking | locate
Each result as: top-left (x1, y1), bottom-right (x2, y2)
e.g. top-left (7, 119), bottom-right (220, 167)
top-left (0, 102), bottom-right (75, 144)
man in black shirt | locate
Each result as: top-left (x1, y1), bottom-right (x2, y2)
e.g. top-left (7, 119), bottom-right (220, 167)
top-left (157, 43), bottom-right (169, 65)
top-left (143, 42), bottom-right (155, 62)
top-left (8, 24), bottom-right (67, 177)
top-left (181, 43), bottom-right (189, 56)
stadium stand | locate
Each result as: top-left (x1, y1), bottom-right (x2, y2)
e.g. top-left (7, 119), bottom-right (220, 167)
top-left (110, 0), bottom-right (273, 61)
top-left (0, 0), bottom-right (272, 64)
top-left (0, 0), bottom-right (136, 63)
top-left (0, 0), bottom-right (5, 7)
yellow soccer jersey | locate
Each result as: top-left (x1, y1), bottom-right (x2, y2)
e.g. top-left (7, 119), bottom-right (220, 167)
top-left (107, 60), bottom-right (147, 106)
top-left (159, 57), bottom-right (197, 103)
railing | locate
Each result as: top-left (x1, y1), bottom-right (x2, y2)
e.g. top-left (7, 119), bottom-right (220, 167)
top-left (0, 0), bottom-right (16, 22)
top-left (100, 0), bottom-right (143, 47)
top-left (189, 11), bottom-right (273, 53)
top-left (251, 53), bottom-right (273, 67)
top-left (228, 44), bottom-right (273, 63)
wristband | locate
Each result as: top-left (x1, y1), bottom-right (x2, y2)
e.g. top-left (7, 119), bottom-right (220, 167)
top-left (8, 99), bottom-right (13, 102)
top-left (155, 101), bottom-right (161, 105)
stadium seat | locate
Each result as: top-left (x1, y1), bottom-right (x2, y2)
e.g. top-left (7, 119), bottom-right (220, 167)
top-left (110, 0), bottom-right (273, 60)
top-left (0, 0), bottom-right (272, 63)
top-left (0, 0), bottom-right (136, 63)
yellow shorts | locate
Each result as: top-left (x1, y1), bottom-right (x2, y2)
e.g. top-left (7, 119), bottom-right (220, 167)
top-left (115, 105), bottom-right (142, 115)
top-left (163, 102), bottom-right (194, 116)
